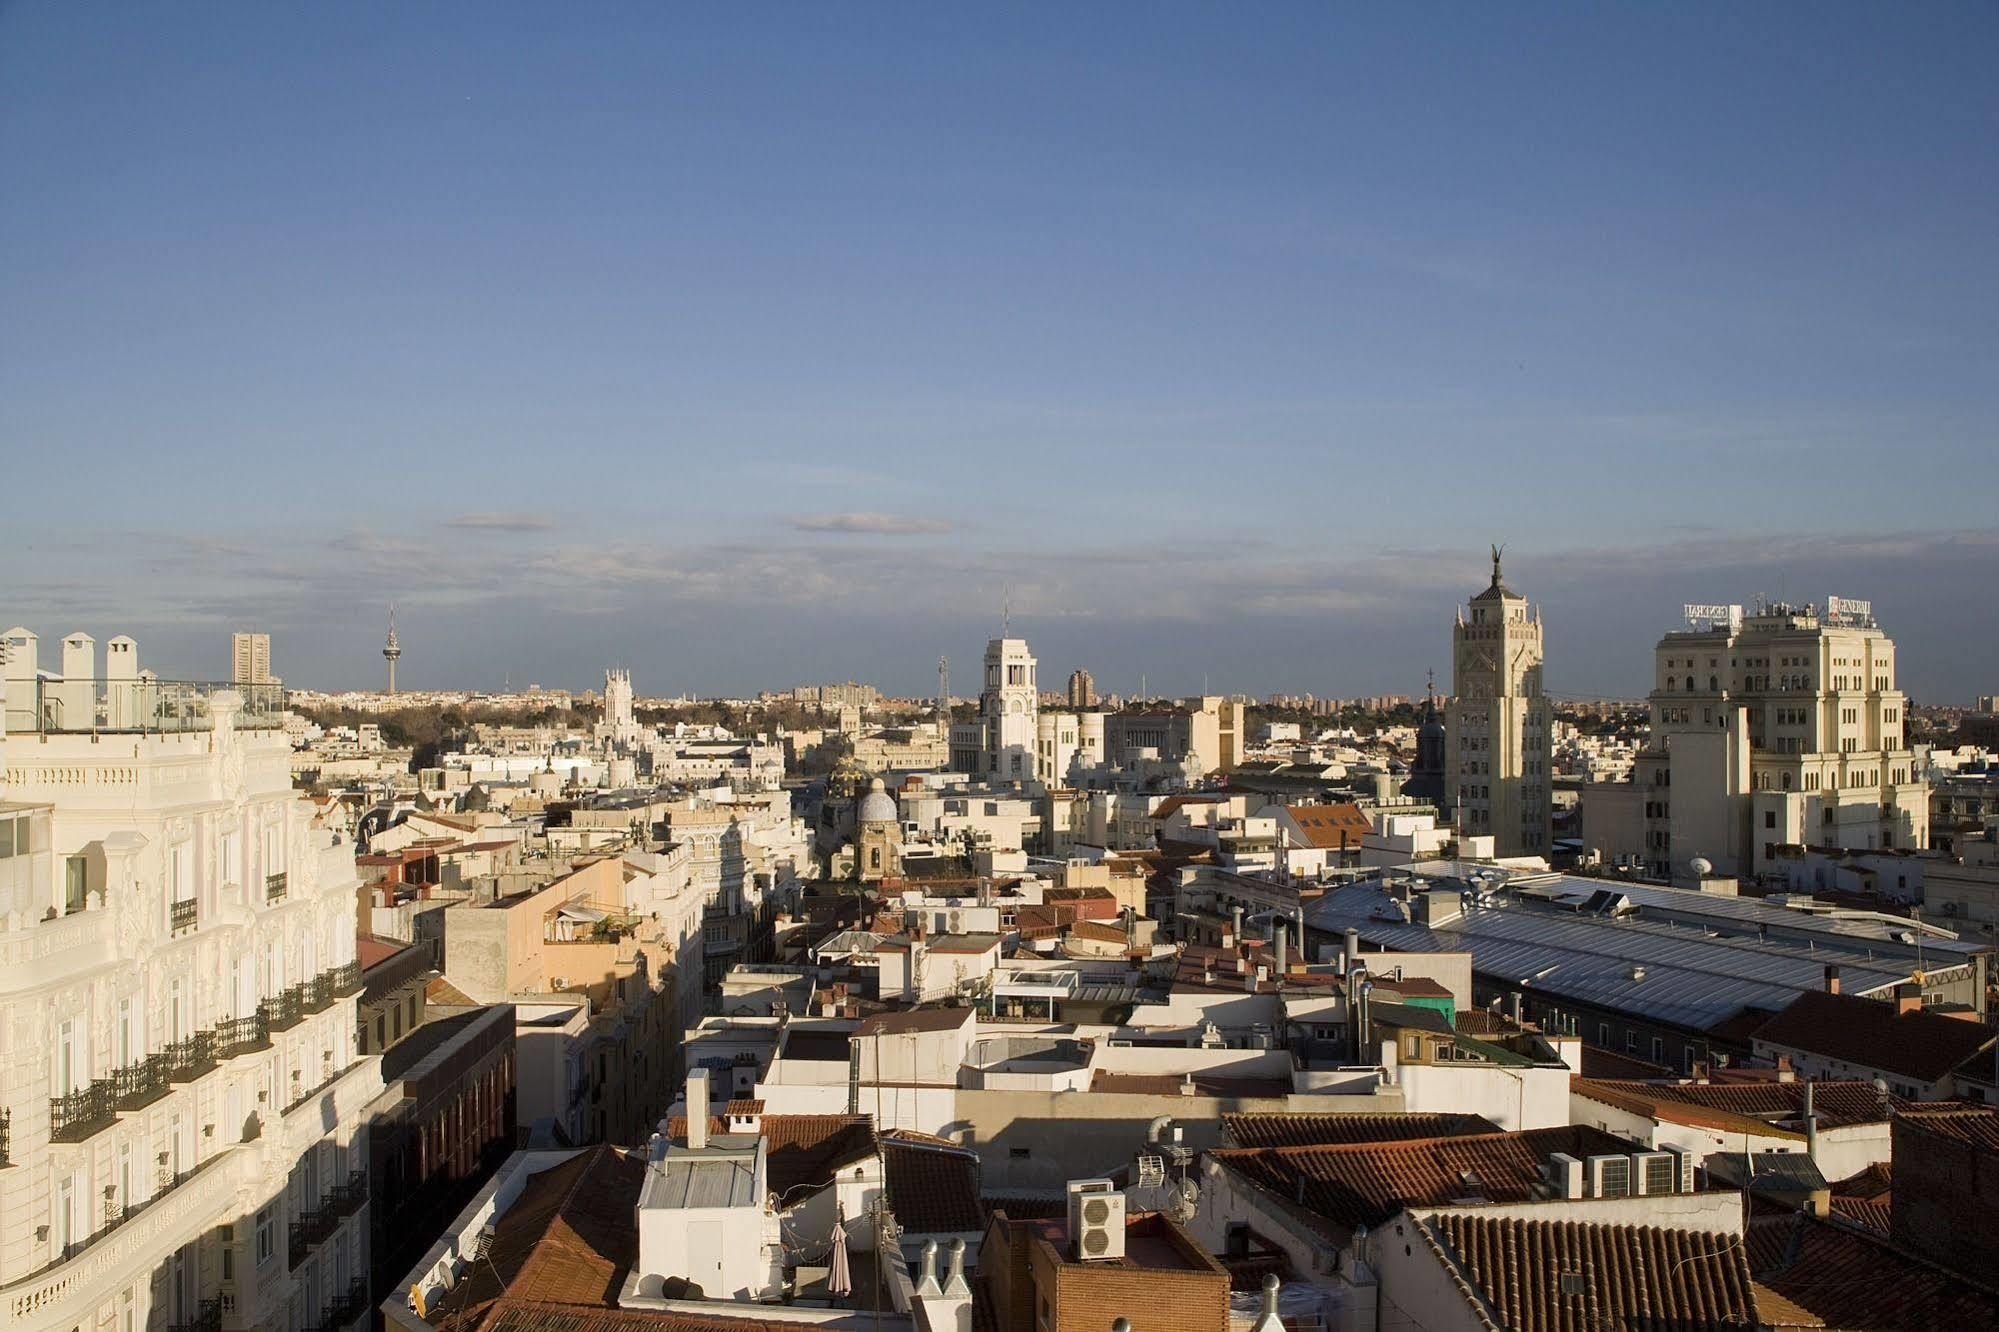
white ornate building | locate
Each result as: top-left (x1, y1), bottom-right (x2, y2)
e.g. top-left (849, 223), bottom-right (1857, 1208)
top-left (1446, 550), bottom-right (1553, 856)
top-left (979, 636), bottom-right (1038, 782)
top-left (0, 629), bottom-right (380, 1332)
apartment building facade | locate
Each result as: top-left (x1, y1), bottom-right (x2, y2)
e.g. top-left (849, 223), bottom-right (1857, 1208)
top-left (1632, 600), bottom-right (1927, 879)
top-left (0, 629), bottom-right (381, 1332)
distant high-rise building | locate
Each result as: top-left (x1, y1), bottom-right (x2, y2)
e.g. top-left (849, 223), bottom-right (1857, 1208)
top-left (1628, 598), bottom-right (1926, 879)
top-left (1066, 668), bottom-right (1097, 708)
top-left (382, 604), bottom-right (402, 694)
top-left (231, 629), bottom-right (271, 684)
top-left (1447, 546), bottom-right (1552, 856)
top-left (981, 634), bottom-right (1038, 780)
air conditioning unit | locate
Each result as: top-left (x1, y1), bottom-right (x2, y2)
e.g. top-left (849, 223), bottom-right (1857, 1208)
top-left (1066, 1179), bottom-right (1126, 1261)
top-left (1544, 1152), bottom-right (1583, 1200)
top-left (1587, 1154), bottom-right (1631, 1198)
top-left (1633, 1151), bottom-right (1678, 1196)
top-left (1662, 1143), bottom-right (1699, 1194)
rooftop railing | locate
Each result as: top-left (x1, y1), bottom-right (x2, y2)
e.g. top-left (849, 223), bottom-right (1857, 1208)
top-left (5, 679), bottom-right (287, 736)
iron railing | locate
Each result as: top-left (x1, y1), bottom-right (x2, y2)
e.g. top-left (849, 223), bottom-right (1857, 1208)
top-left (302, 974), bottom-right (333, 1014)
top-left (263, 987), bottom-right (306, 1032)
top-left (169, 897), bottom-right (199, 932)
top-left (327, 1169), bottom-right (369, 1218)
top-left (50, 1081), bottom-right (117, 1142)
top-left (164, 1032), bottom-right (216, 1081)
top-left (216, 1012), bottom-right (270, 1057)
top-left (327, 959), bottom-right (363, 996)
top-left (166, 1298), bottom-right (222, 1332)
top-left (112, 1055), bottom-right (172, 1108)
top-left (0, 1107), bottom-right (9, 1165)
top-left (288, 1206), bottom-right (341, 1269)
top-left (265, 871), bottom-right (289, 903)
top-left (325, 1278), bottom-right (370, 1326)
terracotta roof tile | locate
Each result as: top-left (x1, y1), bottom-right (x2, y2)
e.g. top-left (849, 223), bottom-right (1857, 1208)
top-left (1425, 1214), bottom-right (1763, 1332)
top-left (454, 1300), bottom-right (817, 1332)
top-left (1571, 1078), bottom-right (1906, 1133)
top-left (881, 1133), bottom-right (983, 1234)
top-left (1746, 1211), bottom-right (1999, 1330)
top-left (1751, 990), bottom-right (1995, 1084)
top-left (1895, 1105), bottom-right (1999, 1153)
top-left (1212, 1126), bottom-right (1640, 1238)
top-left (431, 1146), bottom-right (645, 1328)
top-left (660, 1114), bottom-right (877, 1200)
top-left (1279, 802), bottom-right (1372, 850)
top-left (1221, 1112), bottom-right (1500, 1150)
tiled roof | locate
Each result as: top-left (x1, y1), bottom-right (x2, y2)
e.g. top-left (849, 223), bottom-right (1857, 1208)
top-left (1746, 1211), bottom-right (1999, 1330)
top-left (357, 934), bottom-right (410, 969)
top-left (1571, 1078), bottom-right (1906, 1133)
top-left (452, 1301), bottom-right (817, 1332)
top-left (432, 1146), bottom-right (645, 1328)
top-left (1279, 802), bottom-right (1372, 849)
top-left (1827, 1162), bottom-right (1891, 1202)
top-left (1212, 1125), bottom-right (1641, 1237)
top-left (1423, 1213), bottom-right (1762, 1332)
top-left (660, 1113), bottom-right (876, 1199)
top-left (881, 1133), bottom-right (983, 1234)
top-left (1828, 1197), bottom-right (1891, 1236)
top-left (1895, 1105), bottom-right (1999, 1152)
top-left (1752, 990), bottom-right (1994, 1083)
top-left (1221, 1112), bottom-right (1501, 1150)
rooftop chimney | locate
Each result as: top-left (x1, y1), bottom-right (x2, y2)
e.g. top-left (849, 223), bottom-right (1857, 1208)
top-left (686, 1068), bottom-right (710, 1150)
top-left (1895, 982), bottom-right (1922, 1016)
top-left (1231, 905), bottom-right (1244, 945)
top-left (1803, 1081), bottom-right (1819, 1161)
top-left (1251, 1274), bottom-right (1285, 1332)
top-left (1343, 927), bottom-right (1360, 972)
top-left (1823, 965), bottom-right (1840, 995)
top-left (1274, 922), bottom-right (1287, 977)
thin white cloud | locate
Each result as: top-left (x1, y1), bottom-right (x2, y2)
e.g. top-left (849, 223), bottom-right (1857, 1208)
top-left (787, 512), bottom-right (952, 536)
top-left (445, 512), bottom-right (554, 532)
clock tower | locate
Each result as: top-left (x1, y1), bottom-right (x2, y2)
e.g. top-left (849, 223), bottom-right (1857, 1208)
top-left (1446, 546), bottom-right (1552, 857)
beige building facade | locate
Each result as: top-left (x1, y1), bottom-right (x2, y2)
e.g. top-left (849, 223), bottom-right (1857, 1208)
top-left (1446, 550), bottom-right (1553, 856)
top-left (1631, 600), bottom-right (1926, 879)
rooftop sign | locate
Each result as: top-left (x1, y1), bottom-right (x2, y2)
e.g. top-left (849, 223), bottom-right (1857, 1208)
top-left (1825, 596), bottom-right (1874, 626)
top-left (1682, 604), bottom-right (1742, 632)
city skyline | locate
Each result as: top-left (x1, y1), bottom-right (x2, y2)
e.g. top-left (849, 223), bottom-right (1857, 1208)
top-left (5, 5), bottom-right (1996, 699)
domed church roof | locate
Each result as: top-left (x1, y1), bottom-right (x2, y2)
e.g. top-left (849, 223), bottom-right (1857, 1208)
top-left (857, 777), bottom-right (898, 823)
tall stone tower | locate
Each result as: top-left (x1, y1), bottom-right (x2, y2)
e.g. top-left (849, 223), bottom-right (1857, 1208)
top-left (600, 668), bottom-right (640, 749)
top-left (1446, 547), bottom-right (1552, 856)
top-left (981, 634), bottom-right (1038, 781)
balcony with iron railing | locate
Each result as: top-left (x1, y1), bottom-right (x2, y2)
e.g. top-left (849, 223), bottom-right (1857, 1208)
top-left (327, 959), bottom-right (362, 997)
top-left (302, 974), bottom-right (333, 1015)
top-left (263, 986), bottom-right (307, 1032)
top-left (326, 1169), bottom-right (369, 1219)
top-left (50, 1080), bottom-right (117, 1142)
top-left (266, 871), bottom-right (289, 903)
top-left (165, 1297), bottom-right (222, 1332)
top-left (325, 1277), bottom-right (370, 1327)
top-left (288, 1203), bottom-right (344, 1269)
top-left (164, 1032), bottom-right (216, 1082)
top-left (215, 1012), bottom-right (270, 1058)
top-left (111, 1056), bottom-right (172, 1109)
top-left (0, 1107), bottom-right (10, 1165)
top-left (168, 897), bottom-right (199, 934)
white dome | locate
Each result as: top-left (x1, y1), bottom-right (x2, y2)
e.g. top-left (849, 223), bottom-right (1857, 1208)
top-left (857, 777), bottom-right (898, 823)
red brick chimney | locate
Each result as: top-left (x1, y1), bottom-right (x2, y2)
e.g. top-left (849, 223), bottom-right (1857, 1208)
top-left (1823, 965), bottom-right (1840, 996)
top-left (1895, 982), bottom-right (1922, 1016)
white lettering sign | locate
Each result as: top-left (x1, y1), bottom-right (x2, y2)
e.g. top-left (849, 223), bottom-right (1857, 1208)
top-left (1683, 603), bottom-right (1742, 630)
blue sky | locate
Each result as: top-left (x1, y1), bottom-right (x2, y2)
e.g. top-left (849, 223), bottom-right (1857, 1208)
top-left (4, 4), bottom-right (1995, 700)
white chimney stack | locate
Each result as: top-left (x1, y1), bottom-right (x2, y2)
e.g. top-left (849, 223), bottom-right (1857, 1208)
top-left (687, 1068), bottom-right (710, 1150)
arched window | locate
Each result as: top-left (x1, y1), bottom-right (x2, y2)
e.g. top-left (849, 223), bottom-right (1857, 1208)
top-left (1685, 677), bottom-right (1695, 692)
top-left (1709, 676), bottom-right (1719, 692)
top-left (869, 848), bottom-right (881, 870)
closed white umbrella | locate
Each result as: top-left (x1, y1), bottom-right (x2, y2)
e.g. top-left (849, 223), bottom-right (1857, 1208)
top-left (828, 1206), bottom-right (852, 1298)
